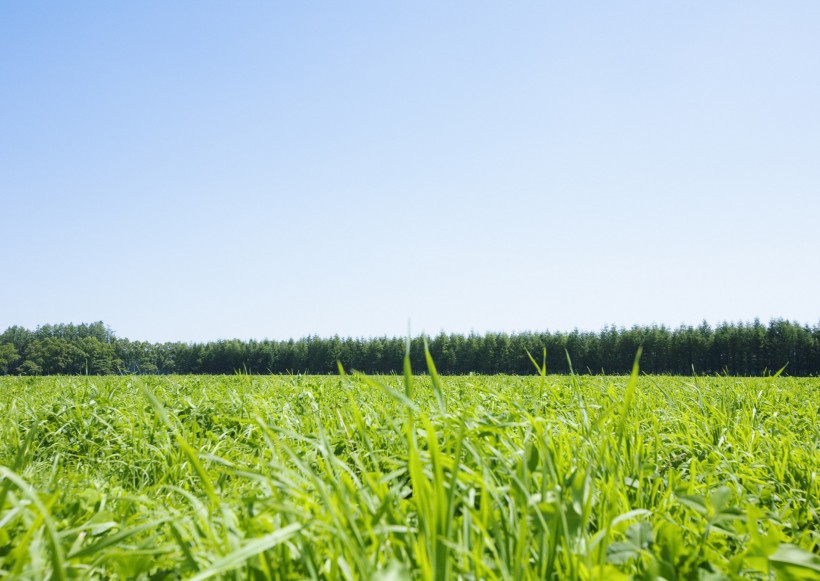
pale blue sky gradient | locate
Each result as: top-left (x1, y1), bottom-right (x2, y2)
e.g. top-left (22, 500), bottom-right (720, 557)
top-left (2, 2), bottom-right (819, 342)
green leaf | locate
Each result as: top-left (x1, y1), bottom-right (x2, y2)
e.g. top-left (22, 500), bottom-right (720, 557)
top-left (677, 494), bottom-right (708, 517)
top-left (188, 523), bottom-right (303, 581)
top-left (0, 466), bottom-right (67, 581)
top-left (625, 521), bottom-right (654, 549)
top-left (709, 486), bottom-right (732, 515)
top-left (372, 560), bottom-right (413, 581)
top-left (769, 544), bottom-right (820, 580)
top-left (68, 518), bottom-right (171, 559)
top-left (606, 541), bottom-right (639, 565)
top-left (424, 339), bottom-right (446, 414)
top-left (610, 509), bottom-right (652, 528)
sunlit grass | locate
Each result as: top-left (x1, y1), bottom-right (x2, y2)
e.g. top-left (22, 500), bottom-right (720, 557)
top-left (1, 358), bottom-right (818, 579)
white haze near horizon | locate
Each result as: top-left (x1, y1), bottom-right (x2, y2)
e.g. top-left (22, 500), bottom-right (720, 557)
top-left (1, 2), bottom-right (818, 344)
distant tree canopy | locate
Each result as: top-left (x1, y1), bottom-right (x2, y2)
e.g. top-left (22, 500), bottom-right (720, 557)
top-left (0, 319), bottom-right (818, 376)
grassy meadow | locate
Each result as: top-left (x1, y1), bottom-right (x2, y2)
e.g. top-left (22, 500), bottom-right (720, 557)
top-left (1, 362), bottom-right (819, 579)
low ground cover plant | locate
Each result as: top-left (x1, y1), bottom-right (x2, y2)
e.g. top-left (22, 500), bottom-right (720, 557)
top-left (1, 357), bottom-right (818, 579)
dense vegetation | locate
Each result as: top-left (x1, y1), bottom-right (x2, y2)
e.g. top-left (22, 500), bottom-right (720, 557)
top-left (1, 363), bottom-right (818, 579)
top-left (1, 319), bottom-right (819, 376)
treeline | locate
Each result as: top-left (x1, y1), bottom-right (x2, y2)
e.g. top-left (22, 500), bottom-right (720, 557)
top-left (0, 319), bottom-right (818, 376)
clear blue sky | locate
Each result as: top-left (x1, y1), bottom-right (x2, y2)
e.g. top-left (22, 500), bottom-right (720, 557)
top-left (2, 2), bottom-right (818, 343)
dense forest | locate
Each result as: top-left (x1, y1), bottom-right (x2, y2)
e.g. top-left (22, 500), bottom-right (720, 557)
top-left (1, 319), bottom-right (819, 376)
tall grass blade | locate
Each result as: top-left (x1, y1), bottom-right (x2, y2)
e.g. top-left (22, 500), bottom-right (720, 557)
top-left (188, 522), bottom-right (303, 581)
top-left (0, 466), bottom-right (67, 581)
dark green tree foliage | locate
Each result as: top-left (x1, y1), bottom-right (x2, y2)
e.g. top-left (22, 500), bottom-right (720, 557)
top-left (0, 342), bottom-right (19, 374)
top-left (0, 322), bottom-right (120, 376)
top-left (0, 319), bottom-right (818, 375)
top-left (0, 325), bottom-right (34, 355)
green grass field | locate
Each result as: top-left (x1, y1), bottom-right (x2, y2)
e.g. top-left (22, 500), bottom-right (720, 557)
top-left (1, 364), bottom-right (818, 579)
